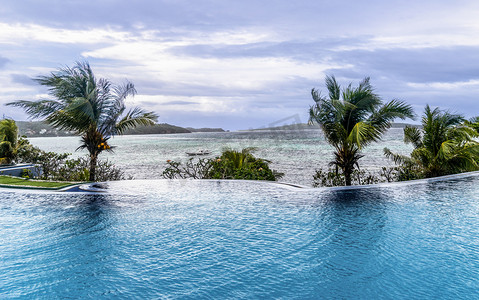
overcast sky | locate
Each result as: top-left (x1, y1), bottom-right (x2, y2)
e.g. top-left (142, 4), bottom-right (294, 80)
top-left (1, 0), bottom-right (478, 130)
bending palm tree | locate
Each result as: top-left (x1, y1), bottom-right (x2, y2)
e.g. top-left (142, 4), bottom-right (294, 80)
top-left (309, 75), bottom-right (415, 185)
top-left (384, 105), bottom-right (479, 177)
top-left (7, 61), bottom-right (158, 181)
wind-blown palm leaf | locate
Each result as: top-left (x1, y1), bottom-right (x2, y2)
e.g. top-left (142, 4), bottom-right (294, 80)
top-left (325, 75), bottom-right (341, 100)
top-left (369, 100), bottom-right (415, 134)
top-left (403, 126), bottom-right (422, 148)
top-left (448, 126), bottom-right (478, 143)
top-left (114, 107), bottom-right (158, 135)
top-left (6, 100), bottom-right (64, 119)
top-left (383, 148), bottom-right (414, 165)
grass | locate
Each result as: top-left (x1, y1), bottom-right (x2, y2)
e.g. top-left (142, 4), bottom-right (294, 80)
top-left (0, 175), bottom-right (80, 189)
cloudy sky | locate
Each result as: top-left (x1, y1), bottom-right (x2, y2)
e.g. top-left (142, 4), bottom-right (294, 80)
top-left (1, 0), bottom-right (478, 130)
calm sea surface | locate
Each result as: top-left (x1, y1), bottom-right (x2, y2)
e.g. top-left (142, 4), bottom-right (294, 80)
top-left (28, 128), bottom-right (412, 186)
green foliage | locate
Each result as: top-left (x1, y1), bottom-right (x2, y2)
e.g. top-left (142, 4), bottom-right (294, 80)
top-left (162, 148), bottom-right (283, 181)
top-left (7, 61), bottom-right (158, 181)
top-left (208, 148), bottom-right (283, 180)
top-left (385, 105), bottom-right (479, 178)
top-left (20, 168), bottom-right (33, 179)
top-left (312, 168), bottom-right (345, 187)
top-left (309, 75), bottom-right (415, 185)
top-left (162, 158), bottom-right (213, 179)
top-left (312, 167), bottom-right (380, 187)
top-left (16, 140), bottom-right (127, 181)
top-left (0, 119), bottom-right (19, 164)
top-left (0, 142), bottom-right (14, 164)
top-left (312, 165), bottom-right (424, 187)
top-left (466, 116), bottom-right (479, 134)
top-left (52, 157), bottom-right (128, 182)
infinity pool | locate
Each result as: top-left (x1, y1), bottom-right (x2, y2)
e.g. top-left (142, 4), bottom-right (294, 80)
top-left (1, 176), bottom-right (479, 299)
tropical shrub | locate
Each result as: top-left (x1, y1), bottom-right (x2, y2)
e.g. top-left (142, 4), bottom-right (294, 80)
top-left (16, 140), bottom-right (127, 181)
top-left (53, 157), bottom-right (128, 182)
top-left (20, 168), bottom-right (33, 179)
top-left (384, 105), bottom-right (479, 178)
top-left (312, 167), bottom-right (380, 187)
top-left (162, 148), bottom-right (283, 181)
top-left (311, 165), bottom-right (423, 187)
top-left (0, 119), bottom-right (21, 164)
top-left (208, 148), bottom-right (283, 180)
top-left (162, 158), bottom-right (213, 179)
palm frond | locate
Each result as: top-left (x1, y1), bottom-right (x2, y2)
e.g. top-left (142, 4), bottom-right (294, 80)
top-left (66, 97), bottom-right (96, 121)
top-left (5, 100), bottom-right (64, 119)
top-left (325, 75), bottom-right (341, 100)
top-left (347, 121), bottom-right (376, 148)
top-left (384, 147), bottom-right (413, 165)
top-left (114, 107), bottom-right (158, 135)
top-left (403, 126), bottom-right (422, 148)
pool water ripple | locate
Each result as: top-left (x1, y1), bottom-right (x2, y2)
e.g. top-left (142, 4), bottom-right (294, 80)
top-left (1, 178), bottom-right (479, 298)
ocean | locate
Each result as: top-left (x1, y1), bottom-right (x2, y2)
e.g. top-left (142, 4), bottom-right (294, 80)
top-left (28, 128), bottom-right (412, 187)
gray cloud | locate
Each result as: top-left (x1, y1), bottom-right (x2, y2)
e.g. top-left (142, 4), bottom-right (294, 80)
top-left (1, 0), bottom-right (479, 129)
top-left (326, 46), bottom-right (479, 84)
top-left (10, 74), bottom-right (35, 85)
top-left (162, 100), bottom-right (197, 105)
top-left (0, 56), bottom-right (9, 68)
top-left (168, 38), bottom-right (364, 61)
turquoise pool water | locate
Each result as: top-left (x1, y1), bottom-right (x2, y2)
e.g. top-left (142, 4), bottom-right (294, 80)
top-left (1, 176), bottom-right (479, 298)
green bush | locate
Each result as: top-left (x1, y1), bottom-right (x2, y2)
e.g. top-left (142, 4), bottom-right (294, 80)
top-left (20, 168), bottom-right (33, 179)
top-left (162, 158), bottom-right (212, 179)
top-left (0, 119), bottom-right (19, 165)
top-left (312, 167), bottom-right (381, 187)
top-left (162, 148), bottom-right (283, 181)
top-left (16, 140), bottom-right (127, 181)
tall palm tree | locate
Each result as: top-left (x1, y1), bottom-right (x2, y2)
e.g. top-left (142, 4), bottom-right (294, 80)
top-left (385, 105), bottom-right (479, 177)
top-left (309, 75), bottom-right (415, 185)
top-left (7, 61), bottom-right (158, 181)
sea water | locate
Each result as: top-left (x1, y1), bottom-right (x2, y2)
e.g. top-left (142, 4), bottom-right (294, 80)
top-left (27, 128), bottom-right (412, 186)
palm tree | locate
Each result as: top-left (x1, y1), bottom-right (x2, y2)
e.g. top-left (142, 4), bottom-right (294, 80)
top-left (0, 119), bottom-right (19, 164)
top-left (385, 105), bottom-right (479, 177)
top-left (309, 75), bottom-right (415, 185)
top-left (7, 61), bottom-right (158, 181)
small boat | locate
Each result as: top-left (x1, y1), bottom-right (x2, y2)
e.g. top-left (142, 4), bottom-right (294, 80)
top-left (186, 150), bottom-right (211, 156)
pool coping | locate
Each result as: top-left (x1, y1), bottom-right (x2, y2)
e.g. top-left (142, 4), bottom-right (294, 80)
top-left (297, 170), bottom-right (479, 192)
top-left (1, 171), bottom-right (479, 194)
top-left (65, 170), bottom-right (479, 193)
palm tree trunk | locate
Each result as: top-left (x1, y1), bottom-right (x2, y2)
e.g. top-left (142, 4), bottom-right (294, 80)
top-left (89, 152), bottom-right (98, 182)
top-left (343, 167), bottom-right (352, 186)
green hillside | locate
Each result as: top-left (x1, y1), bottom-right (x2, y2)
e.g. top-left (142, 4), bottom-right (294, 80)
top-left (15, 121), bottom-right (225, 137)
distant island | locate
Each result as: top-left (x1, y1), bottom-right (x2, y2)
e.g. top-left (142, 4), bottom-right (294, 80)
top-left (245, 122), bottom-right (420, 131)
top-left (16, 121), bottom-right (225, 137)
